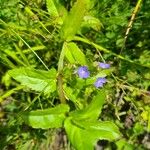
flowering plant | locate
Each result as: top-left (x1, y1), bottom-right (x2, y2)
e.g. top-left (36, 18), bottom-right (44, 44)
top-left (4, 0), bottom-right (123, 149)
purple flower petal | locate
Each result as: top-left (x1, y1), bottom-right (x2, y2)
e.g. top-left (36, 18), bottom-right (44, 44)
top-left (94, 77), bottom-right (107, 88)
top-left (98, 62), bottom-right (110, 69)
top-left (77, 66), bottom-right (90, 79)
top-left (94, 81), bottom-right (104, 88)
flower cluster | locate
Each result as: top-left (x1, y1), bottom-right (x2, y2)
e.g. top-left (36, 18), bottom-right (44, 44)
top-left (77, 62), bottom-right (110, 88)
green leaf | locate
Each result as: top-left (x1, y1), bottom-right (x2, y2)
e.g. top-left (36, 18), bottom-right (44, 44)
top-left (64, 117), bottom-right (121, 150)
top-left (4, 49), bottom-right (26, 66)
top-left (22, 104), bottom-right (70, 129)
top-left (82, 16), bottom-right (103, 31)
top-left (65, 42), bottom-right (87, 65)
top-left (46, 0), bottom-right (59, 17)
top-left (61, 0), bottom-right (88, 41)
top-left (63, 85), bottom-right (83, 109)
top-left (70, 90), bottom-right (106, 120)
top-left (8, 67), bottom-right (57, 95)
top-left (64, 42), bottom-right (75, 64)
top-left (116, 139), bottom-right (134, 150)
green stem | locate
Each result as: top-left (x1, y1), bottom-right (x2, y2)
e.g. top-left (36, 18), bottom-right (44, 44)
top-left (57, 73), bottom-right (66, 104)
top-left (58, 43), bottom-right (66, 73)
top-left (57, 42), bottom-right (66, 104)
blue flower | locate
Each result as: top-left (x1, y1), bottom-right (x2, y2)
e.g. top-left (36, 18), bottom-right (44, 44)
top-left (94, 77), bottom-right (107, 88)
top-left (77, 66), bottom-right (90, 79)
top-left (98, 62), bottom-right (110, 69)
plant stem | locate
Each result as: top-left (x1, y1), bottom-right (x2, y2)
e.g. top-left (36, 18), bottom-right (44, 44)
top-left (120, 0), bottom-right (143, 54)
top-left (57, 42), bottom-right (66, 104)
top-left (57, 73), bottom-right (66, 104)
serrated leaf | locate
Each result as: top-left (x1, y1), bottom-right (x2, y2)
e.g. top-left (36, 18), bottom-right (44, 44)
top-left (64, 117), bottom-right (121, 150)
top-left (70, 90), bottom-right (105, 120)
top-left (8, 67), bottom-right (57, 95)
top-left (61, 0), bottom-right (88, 41)
top-left (22, 104), bottom-right (70, 129)
top-left (65, 42), bottom-right (87, 65)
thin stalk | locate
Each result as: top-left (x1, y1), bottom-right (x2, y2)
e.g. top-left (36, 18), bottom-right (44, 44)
top-left (57, 73), bottom-right (66, 104)
top-left (120, 0), bottom-right (143, 54)
top-left (57, 42), bottom-right (66, 104)
top-left (58, 43), bottom-right (66, 73)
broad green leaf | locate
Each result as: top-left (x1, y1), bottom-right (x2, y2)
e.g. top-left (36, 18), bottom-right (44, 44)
top-left (63, 42), bottom-right (75, 64)
top-left (8, 67), bottom-right (57, 95)
top-left (22, 104), bottom-right (69, 129)
top-left (70, 90), bottom-right (106, 121)
top-left (46, 0), bottom-right (67, 21)
top-left (46, 0), bottom-right (59, 17)
top-left (64, 117), bottom-right (121, 150)
top-left (61, 0), bottom-right (88, 41)
top-left (65, 42), bottom-right (87, 65)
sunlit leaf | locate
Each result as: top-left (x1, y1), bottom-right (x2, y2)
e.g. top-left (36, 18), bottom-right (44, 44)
top-left (64, 42), bottom-right (75, 64)
top-left (64, 117), bottom-right (121, 150)
top-left (61, 0), bottom-right (88, 41)
top-left (65, 42), bottom-right (87, 65)
top-left (70, 90), bottom-right (106, 120)
top-left (22, 104), bottom-right (70, 129)
top-left (46, 0), bottom-right (59, 17)
top-left (8, 67), bottom-right (57, 94)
